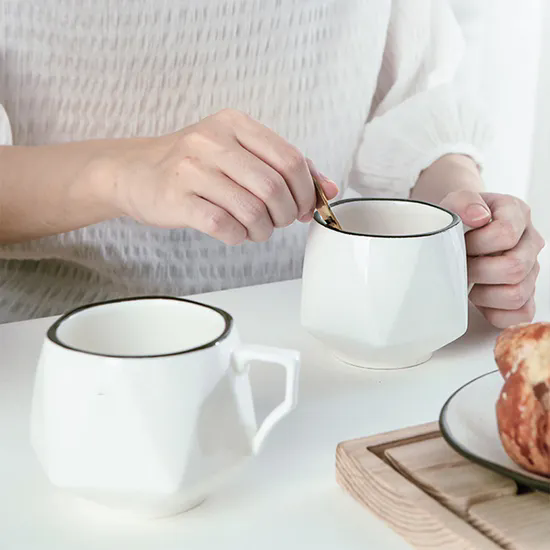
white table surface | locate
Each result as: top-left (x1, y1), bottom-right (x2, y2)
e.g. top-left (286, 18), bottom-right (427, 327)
top-left (1, 250), bottom-right (548, 550)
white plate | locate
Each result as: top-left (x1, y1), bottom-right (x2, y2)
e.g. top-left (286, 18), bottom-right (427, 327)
top-left (439, 370), bottom-right (550, 493)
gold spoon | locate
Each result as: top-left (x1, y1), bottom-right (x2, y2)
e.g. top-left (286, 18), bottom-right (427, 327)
top-left (311, 173), bottom-right (342, 230)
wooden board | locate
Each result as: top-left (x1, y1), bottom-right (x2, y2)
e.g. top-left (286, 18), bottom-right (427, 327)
top-left (335, 422), bottom-right (550, 550)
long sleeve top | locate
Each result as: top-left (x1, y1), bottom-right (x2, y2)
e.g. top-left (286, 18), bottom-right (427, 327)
top-left (0, 0), bottom-right (491, 322)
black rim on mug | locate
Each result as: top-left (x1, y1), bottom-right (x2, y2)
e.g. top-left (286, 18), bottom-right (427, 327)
top-left (313, 197), bottom-right (461, 238)
top-left (46, 296), bottom-right (233, 359)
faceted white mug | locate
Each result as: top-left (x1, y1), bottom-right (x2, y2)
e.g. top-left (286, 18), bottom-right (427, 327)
top-left (30, 297), bottom-right (299, 518)
top-left (301, 198), bottom-right (469, 370)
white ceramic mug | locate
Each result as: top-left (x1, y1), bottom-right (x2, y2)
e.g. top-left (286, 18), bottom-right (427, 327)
top-left (30, 297), bottom-right (299, 518)
top-left (301, 198), bottom-right (469, 370)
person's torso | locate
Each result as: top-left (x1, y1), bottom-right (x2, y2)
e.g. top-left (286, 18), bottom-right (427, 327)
top-left (0, 0), bottom-right (391, 321)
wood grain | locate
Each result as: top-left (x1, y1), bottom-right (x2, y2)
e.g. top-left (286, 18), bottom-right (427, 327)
top-left (385, 437), bottom-right (517, 516)
top-left (336, 424), bottom-right (500, 549)
top-left (336, 422), bottom-right (549, 550)
top-left (468, 493), bottom-right (550, 550)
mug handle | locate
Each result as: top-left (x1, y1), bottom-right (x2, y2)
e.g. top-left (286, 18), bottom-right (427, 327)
top-left (231, 345), bottom-right (300, 455)
top-left (463, 223), bottom-right (475, 294)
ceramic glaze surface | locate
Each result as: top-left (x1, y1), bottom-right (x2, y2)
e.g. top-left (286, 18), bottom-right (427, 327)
top-left (301, 199), bottom-right (468, 369)
top-left (55, 298), bottom-right (228, 356)
top-left (440, 370), bottom-right (550, 492)
top-left (30, 298), bottom-right (300, 518)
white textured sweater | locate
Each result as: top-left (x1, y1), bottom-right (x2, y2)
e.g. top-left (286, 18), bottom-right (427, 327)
top-left (0, 0), bottom-right (491, 323)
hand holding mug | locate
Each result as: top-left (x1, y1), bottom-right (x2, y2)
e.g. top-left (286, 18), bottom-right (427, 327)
top-left (440, 191), bottom-right (545, 328)
top-left (301, 198), bottom-right (470, 370)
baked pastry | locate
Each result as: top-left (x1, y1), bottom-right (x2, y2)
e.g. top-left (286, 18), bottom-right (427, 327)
top-left (494, 322), bottom-right (550, 477)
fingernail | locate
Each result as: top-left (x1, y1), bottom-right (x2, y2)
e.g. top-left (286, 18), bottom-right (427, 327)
top-left (299, 212), bottom-right (313, 223)
top-left (466, 204), bottom-right (491, 222)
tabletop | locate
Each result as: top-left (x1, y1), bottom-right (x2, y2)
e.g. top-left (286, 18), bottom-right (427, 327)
top-left (1, 250), bottom-right (548, 550)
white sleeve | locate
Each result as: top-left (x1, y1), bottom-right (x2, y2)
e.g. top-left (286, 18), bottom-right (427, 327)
top-left (348, 0), bottom-right (493, 198)
top-left (0, 103), bottom-right (12, 145)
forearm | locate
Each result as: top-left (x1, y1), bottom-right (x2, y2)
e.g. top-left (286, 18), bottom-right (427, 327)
top-left (410, 154), bottom-right (485, 204)
top-left (0, 139), bottom-right (137, 243)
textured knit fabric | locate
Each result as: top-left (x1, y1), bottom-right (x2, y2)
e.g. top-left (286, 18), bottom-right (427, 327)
top-left (0, 0), bottom-right (492, 323)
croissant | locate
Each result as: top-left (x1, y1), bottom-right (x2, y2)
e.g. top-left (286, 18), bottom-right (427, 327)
top-left (494, 322), bottom-right (550, 477)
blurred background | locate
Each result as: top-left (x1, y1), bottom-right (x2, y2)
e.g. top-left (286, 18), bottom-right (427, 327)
top-left (450, 0), bottom-right (549, 241)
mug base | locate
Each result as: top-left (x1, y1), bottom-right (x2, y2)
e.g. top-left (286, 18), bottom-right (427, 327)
top-left (72, 494), bottom-right (206, 520)
top-left (333, 352), bottom-right (433, 371)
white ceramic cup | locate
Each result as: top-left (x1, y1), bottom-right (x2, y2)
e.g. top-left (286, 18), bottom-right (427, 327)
top-left (30, 297), bottom-right (300, 518)
top-left (301, 198), bottom-right (469, 370)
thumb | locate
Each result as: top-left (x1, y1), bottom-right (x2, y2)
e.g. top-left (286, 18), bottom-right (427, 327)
top-left (440, 190), bottom-right (491, 229)
top-left (306, 158), bottom-right (339, 200)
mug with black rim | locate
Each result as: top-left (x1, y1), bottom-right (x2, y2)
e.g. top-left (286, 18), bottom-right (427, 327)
top-left (301, 198), bottom-right (469, 370)
top-left (30, 296), bottom-right (299, 518)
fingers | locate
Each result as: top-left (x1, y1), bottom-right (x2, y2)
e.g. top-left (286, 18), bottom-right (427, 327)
top-left (437, 189), bottom-right (542, 330)
top-left (467, 208), bottom-right (543, 329)
top-left (223, 109), bottom-right (334, 219)
top-left (439, 190), bottom-right (491, 229)
top-left (155, 109), bottom-right (341, 245)
top-left (193, 165), bottom-right (274, 243)
top-left (306, 158), bottom-right (339, 202)
top-left (466, 194), bottom-right (530, 256)
top-left (470, 261), bottom-right (540, 310)
top-left (478, 293), bottom-right (536, 329)
top-left (468, 226), bottom-right (544, 284)
top-left (214, 147), bottom-right (298, 228)
top-left (183, 195), bottom-right (247, 246)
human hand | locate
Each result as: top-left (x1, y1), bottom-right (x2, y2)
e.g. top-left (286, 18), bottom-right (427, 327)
top-left (440, 190), bottom-right (545, 328)
top-left (107, 109), bottom-right (338, 245)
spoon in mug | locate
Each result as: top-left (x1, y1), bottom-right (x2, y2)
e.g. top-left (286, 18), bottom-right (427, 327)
top-left (310, 172), bottom-right (343, 230)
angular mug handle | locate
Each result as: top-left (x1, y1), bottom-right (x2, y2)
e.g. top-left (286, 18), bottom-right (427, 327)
top-left (231, 345), bottom-right (300, 454)
top-left (463, 223), bottom-right (475, 294)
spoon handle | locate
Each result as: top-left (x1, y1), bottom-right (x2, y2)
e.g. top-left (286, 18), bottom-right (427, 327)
top-left (311, 174), bottom-right (342, 230)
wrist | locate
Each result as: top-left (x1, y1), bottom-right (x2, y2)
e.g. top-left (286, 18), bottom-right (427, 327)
top-left (71, 153), bottom-right (123, 222)
top-left (80, 137), bottom-right (158, 219)
top-left (428, 153), bottom-right (482, 181)
top-left (412, 153), bottom-right (484, 204)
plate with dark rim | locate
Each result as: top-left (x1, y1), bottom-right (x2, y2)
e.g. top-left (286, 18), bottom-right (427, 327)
top-left (439, 370), bottom-right (550, 493)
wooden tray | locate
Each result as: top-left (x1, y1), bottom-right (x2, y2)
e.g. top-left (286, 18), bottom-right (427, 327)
top-left (336, 422), bottom-right (550, 550)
